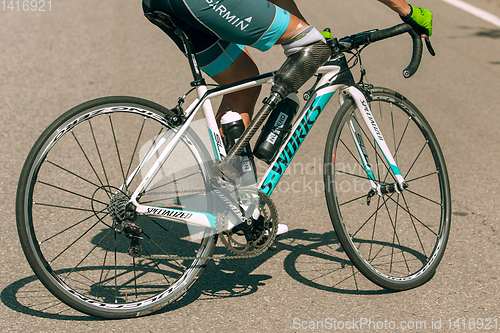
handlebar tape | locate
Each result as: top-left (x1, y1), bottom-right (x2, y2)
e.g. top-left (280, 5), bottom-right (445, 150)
top-left (369, 23), bottom-right (423, 78)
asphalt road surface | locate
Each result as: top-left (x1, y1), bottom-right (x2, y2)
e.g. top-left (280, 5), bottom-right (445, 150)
top-left (1, 0), bottom-right (499, 331)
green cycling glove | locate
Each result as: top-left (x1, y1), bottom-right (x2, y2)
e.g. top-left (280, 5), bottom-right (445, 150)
top-left (401, 4), bottom-right (433, 37)
top-left (320, 30), bottom-right (333, 40)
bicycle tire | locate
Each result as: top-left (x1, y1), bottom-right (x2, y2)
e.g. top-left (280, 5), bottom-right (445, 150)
top-left (16, 96), bottom-right (217, 318)
top-left (324, 87), bottom-right (451, 290)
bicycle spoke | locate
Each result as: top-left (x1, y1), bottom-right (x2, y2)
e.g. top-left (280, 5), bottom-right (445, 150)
top-left (405, 187), bottom-right (442, 206)
top-left (45, 160), bottom-right (101, 189)
top-left (143, 126), bottom-right (168, 161)
top-left (361, 194), bottom-right (411, 276)
top-left (133, 257), bottom-right (138, 302)
top-left (134, 126), bottom-right (168, 194)
top-left (145, 216), bottom-right (199, 254)
top-left (96, 230), bottom-right (113, 299)
top-left (352, 198), bottom-right (406, 271)
top-left (125, 117), bottom-right (147, 179)
top-left (145, 171), bottom-right (202, 193)
top-left (387, 193), bottom-right (411, 276)
top-left (368, 195), bottom-right (381, 261)
top-left (61, 227), bottom-right (113, 282)
top-left (50, 217), bottom-right (109, 264)
top-left (140, 245), bottom-right (173, 285)
top-left (108, 115), bottom-right (126, 185)
top-left (40, 208), bottom-right (109, 244)
top-left (350, 193), bottom-right (394, 238)
top-left (34, 202), bottom-right (95, 213)
top-left (404, 140), bottom-right (429, 179)
top-left (339, 193), bottom-right (368, 207)
top-left (393, 116), bottom-right (411, 161)
top-left (37, 180), bottom-right (109, 206)
top-left (406, 171), bottom-right (439, 183)
top-left (339, 138), bottom-right (364, 173)
top-left (386, 193), bottom-right (438, 236)
top-left (71, 131), bottom-right (107, 190)
top-left (335, 170), bottom-right (373, 182)
top-left (401, 192), bottom-right (428, 258)
top-left (141, 231), bottom-right (184, 272)
top-left (89, 120), bottom-right (111, 192)
top-left (114, 230), bottom-right (118, 303)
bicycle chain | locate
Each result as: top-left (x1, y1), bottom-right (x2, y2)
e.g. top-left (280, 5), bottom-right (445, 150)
top-left (142, 248), bottom-right (264, 261)
top-left (143, 188), bottom-right (206, 197)
top-left (140, 189), bottom-right (279, 262)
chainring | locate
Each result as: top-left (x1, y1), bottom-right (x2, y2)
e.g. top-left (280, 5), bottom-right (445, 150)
top-left (218, 188), bottom-right (278, 257)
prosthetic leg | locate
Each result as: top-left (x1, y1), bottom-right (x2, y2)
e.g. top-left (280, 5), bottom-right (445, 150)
top-left (222, 40), bottom-right (331, 168)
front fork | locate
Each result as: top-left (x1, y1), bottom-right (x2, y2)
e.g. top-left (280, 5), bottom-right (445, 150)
top-left (342, 86), bottom-right (407, 205)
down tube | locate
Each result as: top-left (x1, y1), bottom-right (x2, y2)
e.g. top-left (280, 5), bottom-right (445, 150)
top-left (259, 90), bottom-right (335, 196)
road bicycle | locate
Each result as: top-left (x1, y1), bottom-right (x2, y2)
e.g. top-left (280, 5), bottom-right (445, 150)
top-left (16, 12), bottom-right (450, 318)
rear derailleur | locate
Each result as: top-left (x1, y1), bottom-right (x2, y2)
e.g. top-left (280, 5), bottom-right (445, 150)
top-left (108, 191), bottom-right (143, 258)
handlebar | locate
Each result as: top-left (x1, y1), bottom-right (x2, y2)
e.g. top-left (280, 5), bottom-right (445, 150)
top-left (331, 23), bottom-right (435, 78)
top-left (369, 24), bottom-right (422, 78)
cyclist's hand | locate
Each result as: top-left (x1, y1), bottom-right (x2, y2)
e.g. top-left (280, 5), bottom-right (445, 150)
top-left (400, 5), bottom-right (433, 37)
top-left (320, 30), bottom-right (333, 40)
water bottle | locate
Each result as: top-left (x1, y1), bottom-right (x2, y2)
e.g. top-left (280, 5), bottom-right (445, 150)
top-left (221, 110), bottom-right (257, 186)
top-left (254, 92), bottom-right (300, 163)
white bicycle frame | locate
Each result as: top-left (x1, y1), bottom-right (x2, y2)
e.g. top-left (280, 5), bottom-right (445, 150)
top-left (125, 54), bottom-right (406, 230)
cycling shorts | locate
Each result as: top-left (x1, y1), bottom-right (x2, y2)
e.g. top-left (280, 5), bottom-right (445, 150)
top-left (142, 0), bottom-right (291, 76)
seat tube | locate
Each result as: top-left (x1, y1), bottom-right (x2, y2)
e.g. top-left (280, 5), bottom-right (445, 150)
top-left (176, 28), bottom-right (225, 160)
top-left (197, 81), bottom-right (227, 161)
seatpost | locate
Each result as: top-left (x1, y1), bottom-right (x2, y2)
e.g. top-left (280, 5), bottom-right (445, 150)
top-left (175, 27), bottom-right (205, 86)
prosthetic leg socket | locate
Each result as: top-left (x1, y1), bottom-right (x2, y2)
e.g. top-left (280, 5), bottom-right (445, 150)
top-left (272, 41), bottom-right (331, 98)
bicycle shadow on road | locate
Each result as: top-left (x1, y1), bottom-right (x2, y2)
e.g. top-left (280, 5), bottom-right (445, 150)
top-left (455, 25), bottom-right (500, 41)
top-left (1, 273), bottom-right (104, 321)
top-left (474, 29), bottom-right (500, 39)
top-left (187, 228), bottom-right (392, 303)
top-left (1, 228), bottom-right (394, 319)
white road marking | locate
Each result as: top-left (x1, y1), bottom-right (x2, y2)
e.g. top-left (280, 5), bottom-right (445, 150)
top-left (441, 0), bottom-right (500, 27)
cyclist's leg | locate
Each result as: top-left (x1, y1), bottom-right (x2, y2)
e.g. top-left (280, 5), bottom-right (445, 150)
top-left (142, 0), bottom-right (262, 126)
top-left (212, 48), bottom-right (260, 128)
top-left (209, 9), bottom-right (323, 125)
top-left (159, 0), bottom-right (329, 98)
top-left (159, 0), bottom-right (322, 53)
top-left (143, 0), bottom-right (328, 114)
top-left (169, 0), bottom-right (328, 110)
top-left (269, 0), bottom-right (308, 22)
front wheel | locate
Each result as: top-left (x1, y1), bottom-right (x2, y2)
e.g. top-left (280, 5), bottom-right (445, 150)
top-left (16, 96), bottom-right (217, 318)
top-left (324, 87), bottom-right (451, 290)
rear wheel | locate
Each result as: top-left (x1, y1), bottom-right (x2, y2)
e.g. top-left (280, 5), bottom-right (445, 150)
top-left (16, 96), bottom-right (217, 318)
top-left (324, 87), bottom-right (451, 290)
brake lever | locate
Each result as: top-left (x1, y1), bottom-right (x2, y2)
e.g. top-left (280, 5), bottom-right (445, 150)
top-left (425, 38), bottom-right (436, 56)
